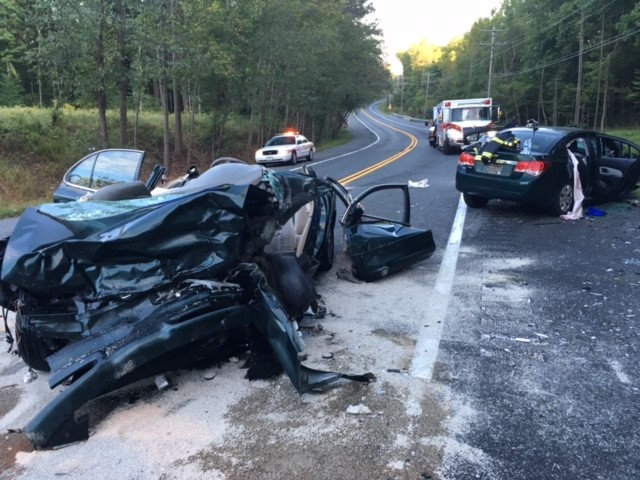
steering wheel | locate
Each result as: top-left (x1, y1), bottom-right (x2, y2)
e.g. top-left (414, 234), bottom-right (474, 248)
top-left (210, 157), bottom-right (248, 168)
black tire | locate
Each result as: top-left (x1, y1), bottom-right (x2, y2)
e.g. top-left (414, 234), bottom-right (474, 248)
top-left (290, 152), bottom-right (298, 165)
top-left (307, 149), bottom-right (314, 161)
top-left (15, 311), bottom-right (54, 372)
top-left (463, 192), bottom-right (489, 208)
top-left (443, 138), bottom-right (453, 155)
top-left (550, 182), bottom-right (574, 216)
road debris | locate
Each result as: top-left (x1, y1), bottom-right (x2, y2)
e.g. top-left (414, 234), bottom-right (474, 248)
top-left (346, 404), bottom-right (372, 415)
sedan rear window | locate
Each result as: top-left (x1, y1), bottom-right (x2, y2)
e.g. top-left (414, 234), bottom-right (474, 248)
top-left (510, 130), bottom-right (561, 154)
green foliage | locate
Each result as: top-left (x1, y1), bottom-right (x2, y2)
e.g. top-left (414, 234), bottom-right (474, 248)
top-left (0, 105), bottom-right (350, 215)
top-left (608, 128), bottom-right (640, 145)
top-left (0, 74), bottom-right (24, 105)
top-left (392, 0), bottom-right (640, 129)
top-left (2, 0), bottom-right (387, 161)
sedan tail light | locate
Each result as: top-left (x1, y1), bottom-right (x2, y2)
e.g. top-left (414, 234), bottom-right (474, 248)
top-left (514, 160), bottom-right (550, 176)
top-left (459, 152), bottom-right (476, 167)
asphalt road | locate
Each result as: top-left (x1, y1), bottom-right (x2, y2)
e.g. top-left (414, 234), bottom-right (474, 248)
top-left (0, 107), bottom-right (639, 479)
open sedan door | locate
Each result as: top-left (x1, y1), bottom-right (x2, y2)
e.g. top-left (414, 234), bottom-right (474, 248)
top-left (591, 133), bottom-right (640, 202)
top-left (326, 177), bottom-right (436, 281)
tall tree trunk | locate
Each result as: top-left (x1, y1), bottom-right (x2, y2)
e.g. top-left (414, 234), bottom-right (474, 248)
top-left (600, 54), bottom-right (610, 131)
top-left (160, 76), bottom-right (171, 171)
top-left (172, 67), bottom-right (183, 160)
top-left (97, 0), bottom-right (109, 149)
top-left (553, 74), bottom-right (558, 125)
top-left (538, 66), bottom-right (547, 125)
top-left (593, 13), bottom-right (605, 131)
top-left (573, 4), bottom-right (584, 126)
top-left (117, 0), bottom-right (128, 146)
top-left (170, 0), bottom-right (183, 161)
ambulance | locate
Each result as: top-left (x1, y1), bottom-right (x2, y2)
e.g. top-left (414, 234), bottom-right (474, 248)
top-left (432, 98), bottom-right (500, 154)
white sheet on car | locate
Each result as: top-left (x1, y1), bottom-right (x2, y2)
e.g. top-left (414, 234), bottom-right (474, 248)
top-left (560, 148), bottom-right (585, 220)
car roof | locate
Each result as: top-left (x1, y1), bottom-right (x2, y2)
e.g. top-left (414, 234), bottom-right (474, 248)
top-left (508, 126), bottom-right (584, 137)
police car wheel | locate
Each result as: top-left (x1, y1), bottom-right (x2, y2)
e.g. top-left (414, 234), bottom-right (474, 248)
top-left (291, 152), bottom-right (297, 164)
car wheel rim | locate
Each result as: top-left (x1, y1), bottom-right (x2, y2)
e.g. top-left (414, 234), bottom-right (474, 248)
top-left (559, 184), bottom-right (573, 212)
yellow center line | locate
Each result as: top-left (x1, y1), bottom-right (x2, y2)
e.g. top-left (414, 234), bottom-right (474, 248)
top-left (339, 109), bottom-right (419, 185)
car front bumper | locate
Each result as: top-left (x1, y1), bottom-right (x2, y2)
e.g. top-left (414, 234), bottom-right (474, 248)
top-left (255, 154), bottom-right (292, 165)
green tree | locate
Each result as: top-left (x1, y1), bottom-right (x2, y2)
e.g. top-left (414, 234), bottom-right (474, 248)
top-left (0, 72), bottom-right (24, 105)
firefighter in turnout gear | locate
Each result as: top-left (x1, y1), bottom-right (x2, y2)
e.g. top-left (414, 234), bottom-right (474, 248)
top-left (475, 131), bottom-right (520, 164)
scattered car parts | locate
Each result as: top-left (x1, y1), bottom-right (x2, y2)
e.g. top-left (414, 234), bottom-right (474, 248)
top-left (1, 155), bottom-right (435, 449)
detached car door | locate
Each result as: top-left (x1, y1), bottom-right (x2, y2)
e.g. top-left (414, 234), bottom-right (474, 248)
top-left (53, 149), bottom-right (146, 202)
top-left (591, 134), bottom-right (640, 202)
top-left (328, 180), bottom-right (436, 282)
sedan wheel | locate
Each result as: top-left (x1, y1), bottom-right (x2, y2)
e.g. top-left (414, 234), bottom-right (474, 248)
top-left (291, 152), bottom-right (297, 164)
top-left (463, 192), bottom-right (489, 208)
top-left (551, 182), bottom-right (574, 216)
top-left (307, 149), bottom-right (314, 161)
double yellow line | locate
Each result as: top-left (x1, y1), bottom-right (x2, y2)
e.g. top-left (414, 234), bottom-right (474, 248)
top-left (339, 109), bottom-right (418, 185)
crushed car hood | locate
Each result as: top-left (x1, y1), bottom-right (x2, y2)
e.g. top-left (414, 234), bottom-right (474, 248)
top-left (2, 186), bottom-right (257, 299)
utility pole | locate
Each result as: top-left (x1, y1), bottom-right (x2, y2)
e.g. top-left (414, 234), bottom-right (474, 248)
top-left (488, 27), bottom-right (495, 96)
top-left (481, 27), bottom-right (504, 97)
top-left (423, 71), bottom-right (431, 116)
top-left (399, 75), bottom-right (404, 114)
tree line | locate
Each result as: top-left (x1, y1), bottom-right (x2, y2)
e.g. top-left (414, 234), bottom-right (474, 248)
top-left (395, 0), bottom-right (640, 130)
top-left (0, 0), bottom-right (389, 167)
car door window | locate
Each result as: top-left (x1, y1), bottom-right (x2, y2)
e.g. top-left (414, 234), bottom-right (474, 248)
top-left (65, 153), bottom-right (98, 187)
top-left (601, 137), bottom-right (621, 158)
top-left (592, 135), bottom-right (640, 199)
top-left (342, 184), bottom-right (411, 227)
top-left (337, 183), bottom-right (435, 281)
top-left (66, 150), bottom-right (143, 189)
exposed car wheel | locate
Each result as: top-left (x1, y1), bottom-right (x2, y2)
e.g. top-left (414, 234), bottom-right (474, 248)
top-left (307, 149), bottom-right (314, 161)
top-left (443, 138), bottom-right (453, 155)
top-left (291, 152), bottom-right (297, 164)
top-left (463, 192), bottom-right (489, 208)
top-left (15, 310), bottom-right (55, 372)
top-left (550, 182), bottom-right (574, 216)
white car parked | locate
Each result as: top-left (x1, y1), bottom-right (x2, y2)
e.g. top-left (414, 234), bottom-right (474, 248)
top-left (255, 131), bottom-right (315, 165)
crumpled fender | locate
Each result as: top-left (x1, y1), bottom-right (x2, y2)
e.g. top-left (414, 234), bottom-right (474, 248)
top-left (245, 263), bottom-right (374, 393)
top-left (25, 264), bottom-right (373, 449)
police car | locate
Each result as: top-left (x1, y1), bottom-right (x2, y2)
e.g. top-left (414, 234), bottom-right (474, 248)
top-left (255, 131), bottom-right (315, 165)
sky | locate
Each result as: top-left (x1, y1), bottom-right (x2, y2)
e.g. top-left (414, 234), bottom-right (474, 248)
top-left (368, 0), bottom-right (504, 74)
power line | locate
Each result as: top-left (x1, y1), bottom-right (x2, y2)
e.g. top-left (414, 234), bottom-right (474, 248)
top-left (492, 26), bottom-right (640, 78)
top-left (464, 0), bottom-right (620, 82)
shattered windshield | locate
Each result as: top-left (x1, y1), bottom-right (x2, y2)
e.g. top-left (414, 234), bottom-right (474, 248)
top-left (39, 194), bottom-right (184, 221)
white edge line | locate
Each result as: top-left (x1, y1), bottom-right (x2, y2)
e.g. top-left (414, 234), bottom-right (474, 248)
top-left (410, 194), bottom-right (467, 381)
